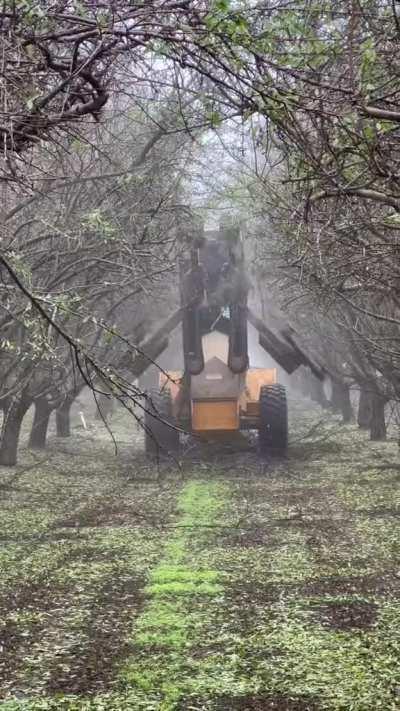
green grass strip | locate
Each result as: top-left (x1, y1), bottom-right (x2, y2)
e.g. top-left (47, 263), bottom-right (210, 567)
top-left (120, 480), bottom-right (230, 710)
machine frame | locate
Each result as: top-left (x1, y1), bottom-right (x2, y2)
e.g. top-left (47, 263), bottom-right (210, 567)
top-left (130, 226), bottom-right (323, 457)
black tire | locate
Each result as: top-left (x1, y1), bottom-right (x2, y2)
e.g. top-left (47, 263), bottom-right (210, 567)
top-left (144, 388), bottom-right (179, 458)
top-left (258, 384), bottom-right (288, 457)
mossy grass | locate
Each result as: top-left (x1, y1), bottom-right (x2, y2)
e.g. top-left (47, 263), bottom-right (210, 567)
top-left (2, 400), bottom-right (400, 709)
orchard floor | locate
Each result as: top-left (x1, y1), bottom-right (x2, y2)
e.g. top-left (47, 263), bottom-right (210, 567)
top-left (1, 399), bottom-right (400, 710)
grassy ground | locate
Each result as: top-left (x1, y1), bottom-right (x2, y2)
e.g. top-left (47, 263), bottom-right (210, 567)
top-left (1, 399), bottom-right (400, 710)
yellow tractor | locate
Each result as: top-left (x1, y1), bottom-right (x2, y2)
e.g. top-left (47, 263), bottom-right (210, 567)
top-left (131, 227), bottom-right (322, 457)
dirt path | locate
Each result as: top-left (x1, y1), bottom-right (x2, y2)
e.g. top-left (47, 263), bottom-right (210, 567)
top-left (1, 399), bottom-right (400, 710)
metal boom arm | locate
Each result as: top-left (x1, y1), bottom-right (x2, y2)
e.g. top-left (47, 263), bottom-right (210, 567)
top-left (247, 308), bottom-right (324, 380)
top-left (122, 307), bottom-right (183, 379)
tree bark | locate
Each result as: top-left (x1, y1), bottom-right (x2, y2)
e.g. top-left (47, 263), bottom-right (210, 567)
top-left (330, 380), bottom-right (342, 411)
top-left (357, 388), bottom-right (372, 429)
top-left (308, 374), bottom-right (330, 409)
top-left (369, 393), bottom-right (387, 441)
top-left (28, 398), bottom-right (53, 449)
top-left (0, 397), bottom-right (31, 466)
top-left (56, 399), bottom-right (72, 437)
top-left (95, 393), bottom-right (114, 421)
top-left (330, 380), bottom-right (354, 423)
top-left (294, 368), bottom-right (311, 398)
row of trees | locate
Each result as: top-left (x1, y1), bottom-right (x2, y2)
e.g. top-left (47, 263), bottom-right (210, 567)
top-left (188, 0), bottom-right (400, 443)
top-left (249, 1), bottom-right (400, 441)
top-left (0, 90), bottom-right (198, 463)
top-left (0, 0), bottom-right (243, 465)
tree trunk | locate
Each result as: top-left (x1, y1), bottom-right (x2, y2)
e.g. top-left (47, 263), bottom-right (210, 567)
top-left (369, 393), bottom-right (387, 441)
top-left (330, 380), bottom-right (342, 411)
top-left (308, 375), bottom-right (330, 409)
top-left (293, 368), bottom-right (311, 398)
top-left (28, 398), bottom-right (52, 449)
top-left (56, 399), bottom-right (72, 437)
top-left (0, 398), bottom-right (31, 466)
top-left (357, 388), bottom-right (372, 429)
top-left (95, 393), bottom-right (114, 421)
top-left (330, 380), bottom-right (353, 423)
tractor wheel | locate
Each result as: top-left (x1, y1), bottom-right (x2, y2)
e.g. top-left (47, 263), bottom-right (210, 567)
top-left (258, 384), bottom-right (288, 457)
top-left (144, 388), bottom-right (179, 458)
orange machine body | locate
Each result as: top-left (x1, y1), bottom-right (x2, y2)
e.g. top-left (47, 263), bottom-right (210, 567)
top-left (160, 365), bottom-right (277, 434)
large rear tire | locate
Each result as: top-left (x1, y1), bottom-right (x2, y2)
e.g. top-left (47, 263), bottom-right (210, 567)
top-left (258, 384), bottom-right (288, 457)
top-left (144, 388), bottom-right (179, 458)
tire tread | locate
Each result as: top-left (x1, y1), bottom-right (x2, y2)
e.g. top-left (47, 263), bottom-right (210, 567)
top-left (259, 383), bottom-right (288, 456)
